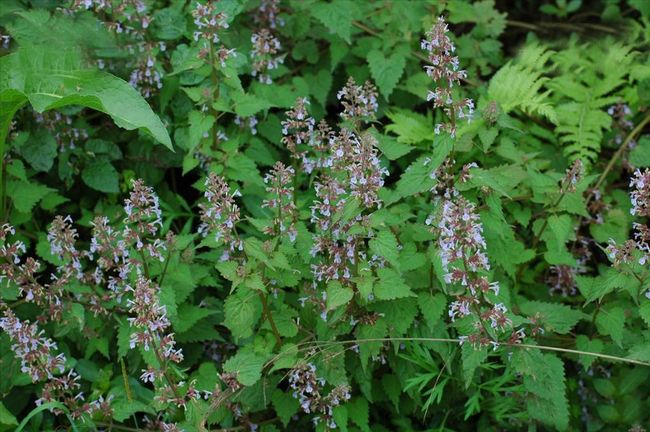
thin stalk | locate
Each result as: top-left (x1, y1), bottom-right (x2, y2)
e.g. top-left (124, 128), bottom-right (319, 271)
top-left (592, 112), bottom-right (650, 195)
top-left (259, 291), bottom-right (282, 346)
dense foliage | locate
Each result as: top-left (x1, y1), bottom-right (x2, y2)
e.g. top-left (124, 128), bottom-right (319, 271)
top-left (1, 0), bottom-right (650, 431)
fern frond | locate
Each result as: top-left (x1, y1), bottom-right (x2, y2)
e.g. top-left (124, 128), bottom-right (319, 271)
top-left (549, 41), bottom-right (636, 166)
top-left (488, 55), bottom-right (558, 124)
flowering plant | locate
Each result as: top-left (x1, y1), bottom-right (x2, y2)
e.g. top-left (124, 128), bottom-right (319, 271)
top-left (1, 1), bottom-right (650, 431)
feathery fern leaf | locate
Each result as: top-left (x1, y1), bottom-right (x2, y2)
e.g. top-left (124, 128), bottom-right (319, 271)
top-left (487, 44), bottom-right (557, 124)
top-left (549, 41), bottom-right (636, 166)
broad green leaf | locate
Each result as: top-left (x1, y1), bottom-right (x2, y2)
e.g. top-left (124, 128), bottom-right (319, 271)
top-left (0, 45), bottom-right (171, 149)
top-left (374, 268), bottom-right (414, 300)
top-left (519, 301), bottom-right (588, 334)
top-left (595, 305), bottom-right (625, 347)
top-left (367, 50), bottom-right (406, 99)
top-left (630, 135), bottom-right (650, 167)
top-left (6, 180), bottom-right (54, 213)
top-left (417, 292), bottom-right (447, 329)
top-left (310, 0), bottom-right (361, 43)
top-left (173, 304), bottom-right (216, 333)
top-left (461, 344), bottom-right (488, 388)
top-left (369, 229), bottom-right (400, 268)
top-left (223, 288), bottom-right (262, 340)
top-left (223, 349), bottom-right (267, 386)
top-left (326, 281), bottom-right (354, 311)
top-left (18, 130), bottom-right (57, 172)
top-left (82, 158), bottom-right (119, 193)
top-left (0, 402), bottom-right (17, 427)
top-left (385, 110), bottom-right (435, 145)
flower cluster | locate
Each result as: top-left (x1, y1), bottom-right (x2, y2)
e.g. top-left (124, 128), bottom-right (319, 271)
top-left (234, 115), bottom-right (258, 135)
top-left (126, 276), bottom-right (182, 361)
top-left (254, 0), bottom-right (283, 29)
top-left (421, 16), bottom-right (474, 136)
top-left (281, 97), bottom-right (316, 159)
top-left (0, 307), bottom-right (109, 419)
top-left (250, 29), bottom-right (284, 84)
top-left (431, 190), bottom-right (523, 349)
top-left (262, 162), bottom-right (297, 241)
top-left (129, 45), bottom-right (164, 98)
top-left (34, 110), bottom-right (89, 150)
top-left (288, 363), bottom-right (352, 429)
top-left (192, 0), bottom-right (236, 65)
top-left (197, 173), bottom-right (243, 260)
top-left (337, 77), bottom-right (379, 122)
top-left (0, 307), bottom-right (65, 382)
top-left (630, 168), bottom-right (650, 217)
top-left (345, 132), bottom-right (388, 208)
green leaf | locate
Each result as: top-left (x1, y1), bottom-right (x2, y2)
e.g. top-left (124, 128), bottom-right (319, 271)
top-left (519, 301), bottom-right (588, 334)
top-left (639, 301), bottom-right (650, 327)
top-left (575, 335), bottom-right (604, 370)
top-left (347, 398), bottom-right (370, 432)
top-left (630, 135), bottom-right (650, 167)
top-left (385, 110), bottom-right (435, 145)
top-left (6, 180), bottom-right (54, 213)
top-left (18, 130), bottom-right (57, 172)
top-left (461, 344), bottom-right (488, 388)
top-left (272, 390), bottom-right (300, 427)
top-left (374, 268), bottom-right (414, 300)
top-left (223, 350), bottom-right (267, 386)
top-left (224, 288), bottom-right (262, 340)
top-left (326, 281), bottom-right (354, 311)
top-left (233, 92), bottom-right (274, 117)
top-left (173, 304), bottom-right (216, 333)
top-left (369, 229), bottom-right (400, 269)
top-left (0, 402), bottom-right (17, 427)
top-left (595, 305), bottom-right (625, 347)
top-left (417, 292), bottom-right (447, 330)
top-left (82, 158), bottom-right (119, 193)
top-left (0, 45), bottom-right (171, 149)
top-left (310, 0), bottom-right (361, 43)
top-left (512, 350), bottom-right (569, 431)
top-left (367, 50), bottom-right (406, 99)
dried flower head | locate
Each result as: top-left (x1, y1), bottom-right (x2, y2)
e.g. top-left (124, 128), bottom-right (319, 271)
top-left (421, 16), bottom-right (474, 136)
top-left (563, 159), bottom-right (584, 193)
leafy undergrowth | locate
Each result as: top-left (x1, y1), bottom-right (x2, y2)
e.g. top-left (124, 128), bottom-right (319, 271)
top-left (1, 1), bottom-right (650, 431)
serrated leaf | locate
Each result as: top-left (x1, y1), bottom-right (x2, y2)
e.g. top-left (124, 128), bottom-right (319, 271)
top-left (223, 350), bottom-right (267, 386)
top-left (417, 292), bottom-right (446, 329)
top-left (595, 305), bottom-right (625, 347)
top-left (18, 129), bottom-right (57, 172)
top-left (173, 304), bottom-right (216, 333)
top-left (374, 268), bottom-right (414, 300)
top-left (224, 288), bottom-right (262, 340)
top-left (519, 301), bottom-right (588, 334)
top-left (6, 180), bottom-right (54, 213)
top-left (82, 158), bottom-right (119, 193)
top-left (369, 229), bottom-right (400, 268)
top-left (326, 281), bottom-right (354, 311)
top-left (367, 50), bottom-right (406, 99)
top-left (272, 390), bottom-right (300, 427)
top-left (310, 0), bottom-right (360, 43)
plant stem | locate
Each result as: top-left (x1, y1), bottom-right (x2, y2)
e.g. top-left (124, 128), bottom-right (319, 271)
top-left (592, 112), bottom-right (650, 195)
top-left (259, 291), bottom-right (282, 346)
